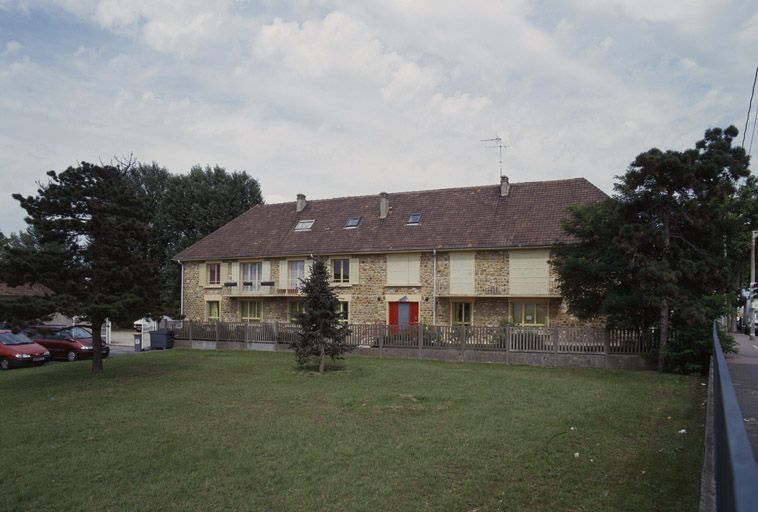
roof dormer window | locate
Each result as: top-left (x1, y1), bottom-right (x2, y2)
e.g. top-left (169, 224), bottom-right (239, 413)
top-left (294, 220), bottom-right (315, 231)
top-left (345, 216), bottom-right (361, 228)
top-left (407, 213), bottom-right (422, 225)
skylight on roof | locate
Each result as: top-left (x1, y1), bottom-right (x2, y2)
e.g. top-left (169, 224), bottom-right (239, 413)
top-left (345, 216), bottom-right (361, 228)
top-left (407, 213), bottom-right (422, 225)
top-left (294, 220), bottom-right (315, 231)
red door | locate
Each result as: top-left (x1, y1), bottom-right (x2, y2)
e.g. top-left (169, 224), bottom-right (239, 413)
top-left (388, 302), bottom-right (419, 326)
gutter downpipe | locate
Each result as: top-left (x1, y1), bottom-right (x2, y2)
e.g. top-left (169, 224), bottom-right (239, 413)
top-left (432, 249), bottom-right (437, 325)
top-left (180, 261), bottom-right (184, 317)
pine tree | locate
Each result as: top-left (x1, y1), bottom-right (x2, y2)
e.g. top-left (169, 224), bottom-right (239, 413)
top-left (291, 257), bottom-right (352, 373)
top-left (0, 162), bottom-right (156, 374)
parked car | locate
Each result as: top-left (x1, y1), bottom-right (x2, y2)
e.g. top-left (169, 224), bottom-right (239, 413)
top-left (134, 316), bottom-right (174, 332)
top-left (0, 330), bottom-right (50, 370)
top-left (25, 325), bottom-right (110, 362)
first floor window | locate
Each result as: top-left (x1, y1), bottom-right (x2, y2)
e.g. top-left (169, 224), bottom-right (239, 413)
top-left (288, 301), bottom-right (305, 322)
top-left (206, 263), bottom-right (221, 285)
top-left (240, 301), bottom-right (262, 322)
top-left (511, 302), bottom-right (547, 326)
top-left (338, 301), bottom-right (349, 323)
top-left (452, 302), bottom-right (472, 325)
top-left (242, 262), bottom-right (262, 291)
top-left (288, 260), bottom-right (305, 290)
top-left (332, 259), bottom-right (350, 283)
top-left (206, 301), bottom-right (220, 322)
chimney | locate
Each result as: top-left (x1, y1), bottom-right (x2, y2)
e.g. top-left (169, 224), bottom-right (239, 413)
top-left (500, 175), bottom-right (510, 197)
top-left (296, 193), bottom-right (307, 213)
top-left (379, 192), bottom-right (389, 219)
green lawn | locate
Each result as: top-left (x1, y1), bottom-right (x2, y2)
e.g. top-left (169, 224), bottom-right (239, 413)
top-left (1, 350), bottom-right (705, 511)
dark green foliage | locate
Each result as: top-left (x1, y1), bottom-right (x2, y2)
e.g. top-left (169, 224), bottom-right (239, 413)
top-left (291, 257), bottom-right (352, 373)
top-left (0, 163), bottom-right (157, 373)
top-left (127, 163), bottom-right (263, 316)
top-left (554, 126), bottom-right (751, 373)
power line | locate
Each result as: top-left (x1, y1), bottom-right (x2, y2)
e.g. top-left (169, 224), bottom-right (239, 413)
top-left (742, 66), bottom-right (758, 148)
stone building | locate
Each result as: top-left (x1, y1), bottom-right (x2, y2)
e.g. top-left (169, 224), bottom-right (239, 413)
top-left (174, 177), bottom-right (606, 328)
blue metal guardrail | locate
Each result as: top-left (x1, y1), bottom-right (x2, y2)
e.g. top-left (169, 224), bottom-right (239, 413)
top-left (711, 322), bottom-right (758, 511)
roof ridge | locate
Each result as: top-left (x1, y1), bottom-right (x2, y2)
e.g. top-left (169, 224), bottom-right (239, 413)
top-left (263, 177), bottom-right (591, 205)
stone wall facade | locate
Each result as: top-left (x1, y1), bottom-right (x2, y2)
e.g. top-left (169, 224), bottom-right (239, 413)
top-left (181, 249), bottom-right (592, 328)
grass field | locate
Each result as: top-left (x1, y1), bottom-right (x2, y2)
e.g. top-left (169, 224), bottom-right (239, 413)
top-left (0, 350), bottom-right (705, 511)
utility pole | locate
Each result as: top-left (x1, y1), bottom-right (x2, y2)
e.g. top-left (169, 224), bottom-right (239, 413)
top-left (750, 231), bottom-right (758, 340)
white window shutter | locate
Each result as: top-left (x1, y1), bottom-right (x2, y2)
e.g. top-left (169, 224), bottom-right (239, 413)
top-left (230, 262), bottom-right (239, 283)
top-left (279, 260), bottom-right (289, 290)
top-left (349, 257), bottom-right (360, 285)
top-left (408, 254), bottom-right (421, 285)
top-left (262, 261), bottom-right (271, 281)
top-left (199, 262), bottom-right (206, 287)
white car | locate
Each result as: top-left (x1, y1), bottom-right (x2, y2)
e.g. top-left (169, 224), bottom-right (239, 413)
top-left (133, 316), bottom-right (174, 332)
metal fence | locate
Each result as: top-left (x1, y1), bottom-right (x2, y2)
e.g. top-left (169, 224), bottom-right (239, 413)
top-left (710, 322), bottom-right (758, 511)
top-left (169, 320), bottom-right (656, 355)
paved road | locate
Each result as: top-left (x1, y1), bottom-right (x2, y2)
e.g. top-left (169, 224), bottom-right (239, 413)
top-left (725, 332), bottom-right (758, 461)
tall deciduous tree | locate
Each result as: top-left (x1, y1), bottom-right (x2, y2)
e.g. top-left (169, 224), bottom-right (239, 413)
top-left (0, 162), bottom-right (156, 374)
top-left (291, 257), bottom-right (352, 373)
top-left (128, 163), bottom-right (263, 315)
top-left (553, 126), bottom-right (750, 372)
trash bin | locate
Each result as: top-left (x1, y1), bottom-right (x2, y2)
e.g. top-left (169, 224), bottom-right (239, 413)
top-left (149, 328), bottom-right (174, 350)
top-left (134, 334), bottom-right (142, 352)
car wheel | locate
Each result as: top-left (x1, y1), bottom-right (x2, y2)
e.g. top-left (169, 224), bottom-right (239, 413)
top-left (0, 358), bottom-right (9, 371)
top-left (66, 351), bottom-right (78, 362)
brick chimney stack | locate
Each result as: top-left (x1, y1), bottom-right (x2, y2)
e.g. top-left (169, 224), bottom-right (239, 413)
top-left (379, 192), bottom-right (389, 219)
top-left (500, 176), bottom-right (510, 197)
top-left (296, 193), bottom-right (307, 212)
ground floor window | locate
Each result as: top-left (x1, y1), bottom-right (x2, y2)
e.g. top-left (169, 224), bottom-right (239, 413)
top-left (338, 301), bottom-right (349, 323)
top-left (206, 301), bottom-right (220, 322)
top-left (511, 302), bottom-right (547, 326)
top-left (452, 302), bottom-right (472, 325)
top-left (288, 300), bottom-right (305, 322)
top-left (240, 301), bottom-right (262, 322)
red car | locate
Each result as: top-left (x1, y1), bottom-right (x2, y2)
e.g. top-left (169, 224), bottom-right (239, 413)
top-left (0, 330), bottom-right (50, 370)
top-left (25, 325), bottom-right (110, 362)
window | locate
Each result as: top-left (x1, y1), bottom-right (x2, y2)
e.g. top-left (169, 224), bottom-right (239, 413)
top-left (206, 301), bottom-right (220, 322)
top-left (407, 213), bottom-right (422, 224)
top-left (288, 301), bottom-right (305, 322)
top-left (206, 263), bottom-right (221, 285)
top-left (452, 302), bottom-right (472, 325)
top-left (332, 259), bottom-right (350, 284)
top-left (240, 301), bottom-right (262, 322)
top-left (386, 253), bottom-right (421, 285)
top-left (242, 262), bottom-right (262, 291)
top-left (511, 302), bottom-right (547, 326)
top-left (294, 220), bottom-right (314, 231)
top-left (345, 216), bottom-right (361, 228)
top-left (288, 260), bottom-right (305, 290)
top-left (338, 301), bottom-right (349, 323)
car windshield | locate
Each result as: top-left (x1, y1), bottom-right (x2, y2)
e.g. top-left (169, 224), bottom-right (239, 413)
top-left (70, 327), bottom-right (92, 339)
top-left (0, 332), bottom-right (33, 345)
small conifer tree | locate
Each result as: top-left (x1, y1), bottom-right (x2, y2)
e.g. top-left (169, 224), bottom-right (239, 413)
top-left (291, 257), bottom-right (352, 373)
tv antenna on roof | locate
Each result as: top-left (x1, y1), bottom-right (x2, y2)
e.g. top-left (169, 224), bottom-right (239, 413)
top-left (481, 136), bottom-right (507, 177)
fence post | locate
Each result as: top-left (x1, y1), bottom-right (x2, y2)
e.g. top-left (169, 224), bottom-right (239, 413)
top-left (215, 322), bottom-right (220, 343)
top-left (603, 328), bottom-right (610, 368)
top-left (188, 321), bottom-right (193, 342)
top-left (418, 323), bottom-right (423, 359)
top-left (505, 326), bottom-right (511, 365)
top-left (553, 327), bottom-right (559, 367)
top-left (273, 320), bottom-right (279, 344)
top-left (379, 324), bottom-right (384, 358)
top-left (459, 325), bottom-right (466, 362)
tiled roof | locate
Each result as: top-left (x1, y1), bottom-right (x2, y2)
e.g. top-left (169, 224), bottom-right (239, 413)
top-left (174, 178), bottom-right (607, 261)
top-left (0, 282), bottom-right (52, 298)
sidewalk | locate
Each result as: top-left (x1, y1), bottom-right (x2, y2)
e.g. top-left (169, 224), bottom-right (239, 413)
top-left (725, 332), bottom-right (758, 461)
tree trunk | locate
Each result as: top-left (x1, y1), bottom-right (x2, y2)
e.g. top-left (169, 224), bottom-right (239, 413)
top-left (91, 318), bottom-right (104, 375)
top-left (319, 340), bottom-right (325, 374)
top-left (658, 297), bottom-right (669, 372)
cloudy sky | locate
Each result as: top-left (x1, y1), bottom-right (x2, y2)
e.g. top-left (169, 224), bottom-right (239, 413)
top-left (1, 0), bottom-right (757, 234)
